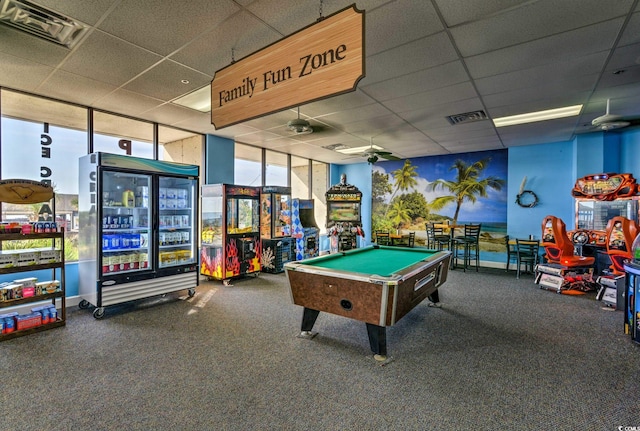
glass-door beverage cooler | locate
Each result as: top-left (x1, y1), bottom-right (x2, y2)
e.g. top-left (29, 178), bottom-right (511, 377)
top-left (78, 152), bottom-right (199, 318)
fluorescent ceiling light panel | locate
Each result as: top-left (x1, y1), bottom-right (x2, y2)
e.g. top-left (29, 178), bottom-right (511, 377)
top-left (493, 104), bottom-right (583, 127)
top-left (336, 144), bottom-right (384, 154)
top-left (172, 85), bottom-right (211, 112)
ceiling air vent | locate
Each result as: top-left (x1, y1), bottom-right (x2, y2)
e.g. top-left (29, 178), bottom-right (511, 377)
top-left (0, 0), bottom-right (89, 49)
top-left (446, 110), bottom-right (488, 125)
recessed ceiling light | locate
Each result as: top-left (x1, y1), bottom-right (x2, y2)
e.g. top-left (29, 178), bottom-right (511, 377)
top-left (493, 105), bottom-right (583, 127)
top-left (172, 85), bottom-right (211, 112)
top-left (181, 79), bottom-right (190, 84)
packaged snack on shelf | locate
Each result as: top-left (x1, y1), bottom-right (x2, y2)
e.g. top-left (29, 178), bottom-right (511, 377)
top-left (13, 277), bottom-right (37, 288)
top-left (35, 280), bottom-right (60, 295)
top-left (2, 283), bottom-right (23, 300)
top-left (0, 252), bottom-right (18, 268)
top-left (16, 251), bottom-right (39, 266)
top-left (38, 249), bottom-right (62, 264)
top-left (15, 313), bottom-right (42, 330)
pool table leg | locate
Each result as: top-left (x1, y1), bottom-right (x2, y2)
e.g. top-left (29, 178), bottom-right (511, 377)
top-left (366, 323), bottom-right (387, 358)
top-left (429, 289), bottom-right (440, 304)
top-left (298, 307), bottom-right (320, 339)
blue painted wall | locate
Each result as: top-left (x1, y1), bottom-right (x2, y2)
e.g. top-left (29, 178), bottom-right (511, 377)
top-left (507, 140), bottom-right (575, 239)
top-left (205, 134), bottom-right (234, 184)
top-left (620, 128), bottom-right (640, 173)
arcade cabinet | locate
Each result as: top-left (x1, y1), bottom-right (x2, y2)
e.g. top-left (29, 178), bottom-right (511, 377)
top-left (623, 233), bottom-right (640, 343)
top-left (571, 172), bottom-right (640, 274)
top-left (325, 174), bottom-right (364, 253)
top-left (200, 184), bottom-right (261, 285)
top-left (260, 186), bottom-right (293, 273)
top-left (291, 198), bottom-right (320, 260)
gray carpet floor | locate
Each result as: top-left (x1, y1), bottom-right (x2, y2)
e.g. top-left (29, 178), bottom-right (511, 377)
top-left (2, 267), bottom-right (639, 430)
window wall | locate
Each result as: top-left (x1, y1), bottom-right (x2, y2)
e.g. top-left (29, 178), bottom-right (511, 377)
top-left (234, 143), bottom-right (262, 186)
top-left (1, 89), bottom-right (88, 260)
top-left (93, 111), bottom-right (154, 158)
top-left (0, 88), bottom-right (204, 262)
top-left (291, 155), bottom-right (328, 234)
top-left (312, 160), bottom-right (328, 234)
top-left (1, 87), bottom-right (329, 262)
top-left (265, 150), bottom-right (288, 187)
top-left (159, 125), bottom-right (204, 175)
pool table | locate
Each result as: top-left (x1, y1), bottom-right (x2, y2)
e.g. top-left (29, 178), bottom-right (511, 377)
top-left (284, 245), bottom-right (451, 360)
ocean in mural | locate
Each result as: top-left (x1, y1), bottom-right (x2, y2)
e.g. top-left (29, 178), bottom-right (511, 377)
top-left (372, 149), bottom-right (508, 263)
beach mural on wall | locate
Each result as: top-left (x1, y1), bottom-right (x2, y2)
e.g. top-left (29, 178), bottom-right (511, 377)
top-left (372, 149), bottom-right (508, 262)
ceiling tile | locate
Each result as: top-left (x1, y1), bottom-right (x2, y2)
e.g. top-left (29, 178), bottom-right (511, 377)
top-left (61, 30), bottom-right (163, 87)
top-left (465, 18), bottom-right (626, 79)
top-left (98, 0), bottom-right (240, 56)
top-left (365, 32), bottom-right (459, 84)
top-left (123, 60), bottom-right (212, 102)
top-left (448, 0), bottom-right (633, 57)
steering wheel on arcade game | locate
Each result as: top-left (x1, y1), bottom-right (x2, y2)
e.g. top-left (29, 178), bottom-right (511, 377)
top-left (571, 230), bottom-right (591, 245)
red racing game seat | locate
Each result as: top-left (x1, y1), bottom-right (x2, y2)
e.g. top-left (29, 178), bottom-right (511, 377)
top-left (541, 215), bottom-right (595, 269)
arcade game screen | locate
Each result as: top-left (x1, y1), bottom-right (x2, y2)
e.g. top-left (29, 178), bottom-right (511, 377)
top-left (327, 202), bottom-right (360, 222)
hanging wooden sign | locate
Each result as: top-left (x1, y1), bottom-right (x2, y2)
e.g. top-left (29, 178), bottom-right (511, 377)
top-left (211, 4), bottom-right (365, 129)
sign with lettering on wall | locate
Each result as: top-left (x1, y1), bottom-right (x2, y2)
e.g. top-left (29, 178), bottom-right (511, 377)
top-left (211, 4), bottom-right (365, 129)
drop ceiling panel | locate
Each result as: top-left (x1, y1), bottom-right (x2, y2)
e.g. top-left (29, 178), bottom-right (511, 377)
top-left (434, 0), bottom-right (531, 27)
top-left (365, 32), bottom-right (459, 85)
top-left (98, 0), bottom-right (240, 56)
top-left (474, 52), bottom-right (608, 96)
top-left (301, 91), bottom-right (378, 118)
top-left (449, 0), bottom-right (633, 57)
top-left (0, 53), bottom-right (54, 92)
top-left (60, 30), bottom-right (163, 87)
top-left (123, 60), bottom-right (212, 102)
top-left (169, 11), bottom-right (281, 76)
top-left (481, 74), bottom-right (599, 110)
top-left (32, 0), bottom-right (119, 25)
top-left (384, 82), bottom-right (478, 114)
top-left (362, 61), bottom-right (469, 102)
top-left (95, 89), bottom-right (165, 118)
top-left (0, 25), bottom-right (70, 67)
top-left (38, 70), bottom-right (117, 106)
top-left (619, 12), bottom-right (640, 46)
top-left (142, 104), bottom-right (204, 126)
top-left (605, 42), bottom-right (640, 71)
top-left (319, 103), bottom-right (394, 126)
top-left (365, 0), bottom-right (443, 55)
top-left (465, 19), bottom-right (625, 79)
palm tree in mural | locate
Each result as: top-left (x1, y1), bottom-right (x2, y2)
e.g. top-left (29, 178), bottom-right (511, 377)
top-left (428, 158), bottom-right (505, 225)
top-left (385, 159), bottom-right (418, 216)
top-left (387, 200), bottom-right (411, 232)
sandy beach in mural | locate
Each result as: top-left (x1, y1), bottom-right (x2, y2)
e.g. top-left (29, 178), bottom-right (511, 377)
top-left (399, 222), bottom-right (506, 253)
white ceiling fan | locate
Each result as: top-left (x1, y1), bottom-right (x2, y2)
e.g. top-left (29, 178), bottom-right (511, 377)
top-left (590, 99), bottom-right (640, 131)
top-left (361, 138), bottom-right (401, 164)
top-left (286, 107), bottom-right (313, 135)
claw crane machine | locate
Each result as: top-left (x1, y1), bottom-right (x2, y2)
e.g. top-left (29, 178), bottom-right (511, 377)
top-left (200, 184), bottom-right (261, 285)
top-left (260, 186), bottom-right (293, 273)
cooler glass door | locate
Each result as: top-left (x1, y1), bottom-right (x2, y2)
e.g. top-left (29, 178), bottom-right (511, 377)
top-left (158, 176), bottom-right (197, 268)
top-left (101, 171), bottom-right (152, 276)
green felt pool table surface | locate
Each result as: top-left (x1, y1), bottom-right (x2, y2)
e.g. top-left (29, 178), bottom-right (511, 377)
top-left (299, 245), bottom-right (441, 277)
